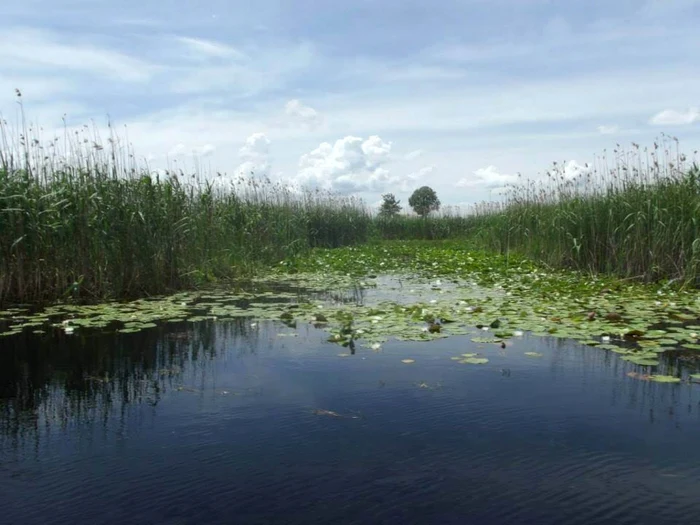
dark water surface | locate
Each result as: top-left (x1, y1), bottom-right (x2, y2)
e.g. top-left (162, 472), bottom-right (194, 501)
top-left (2, 314), bottom-right (700, 524)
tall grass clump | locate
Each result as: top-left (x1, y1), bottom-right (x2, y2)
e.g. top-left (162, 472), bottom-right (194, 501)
top-left (374, 209), bottom-right (475, 240)
top-left (0, 100), bottom-right (371, 305)
top-left (461, 136), bottom-right (700, 285)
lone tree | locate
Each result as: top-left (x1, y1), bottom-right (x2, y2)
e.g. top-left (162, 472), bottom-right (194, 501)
top-left (378, 193), bottom-right (402, 217)
top-left (408, 186), bottom-right (440, 217)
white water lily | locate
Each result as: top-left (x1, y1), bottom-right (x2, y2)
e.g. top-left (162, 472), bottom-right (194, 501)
top-left (458, 300), bottom-right (467, 305)
top-left (601, 335), bottom-right (611, 342)
top-left (370, 343), bottom-right (382, 351)
top-left (481, 326), bottom-right (489, 331)
top-left (465, 306), bottom-right (474, 312)
top-left (429, 299), bottom-right (438, 304)
top-left (691, 332), bottom-right (698, 338)
top-left (64, 326), bottom-right (74, 334)
top-left (250, 323), bottom-right (257, 328)
top-left (421, 327), bottom-right (429, 332)
top-left (513, 330), bottom-right (524, 337)
top-left (180, 302), bottom-right (187, 306)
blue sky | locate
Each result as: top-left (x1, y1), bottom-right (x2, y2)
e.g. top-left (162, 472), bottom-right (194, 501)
top-left (1, 0), bottom-right (699, 209)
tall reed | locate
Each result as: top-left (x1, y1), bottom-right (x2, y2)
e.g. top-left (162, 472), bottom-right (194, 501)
top-left (0, 100), bottom-right (372, 305)
top-left (459, 136), bottom-right (700, 285)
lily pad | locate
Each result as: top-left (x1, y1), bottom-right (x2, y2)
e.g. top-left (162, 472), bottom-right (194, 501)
top-left (459, 357), bottom-right (489, 364)
top-left (649, 375), bottom-right (681, 383)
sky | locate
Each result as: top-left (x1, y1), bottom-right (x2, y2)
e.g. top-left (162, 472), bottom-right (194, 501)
top-left (1, 0), bottom-right (699, 210)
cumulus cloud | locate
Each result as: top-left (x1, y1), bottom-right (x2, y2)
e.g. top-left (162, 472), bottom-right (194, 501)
top-left (295, 135), bottom-right (396, 193)
top-left (237, 132), bottom-right (271, 177)
top-left (560, 160), bottom-right (591, 181)
top-left (285, 99), bottom-right (322, 129)
top-left (649, 107), bottom-right (699, 125)
top-left (597, 125), bottom-right (619, 134)
top-left (456, 166), bottom-right (519, 191)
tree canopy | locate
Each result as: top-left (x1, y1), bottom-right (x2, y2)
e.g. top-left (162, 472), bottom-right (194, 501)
top-left (408, 186), bottom-right (440, 217)
top-left (378, 193), bottom-right (402, 217)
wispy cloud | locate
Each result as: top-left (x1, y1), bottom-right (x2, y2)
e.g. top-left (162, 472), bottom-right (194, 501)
top-left (0, 27), bottom-right (155, 82)
top-left (456, 166), bottom-right (519, 191)
top-left (597, 125), bottom-right (619, 135)
top-left (649, 107), bottom-right (700, 126)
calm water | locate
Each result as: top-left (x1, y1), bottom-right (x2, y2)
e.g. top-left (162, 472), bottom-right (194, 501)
top-left (2, 313), bottom-right (700, 524)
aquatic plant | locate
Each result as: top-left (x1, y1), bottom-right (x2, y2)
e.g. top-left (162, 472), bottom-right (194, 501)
top-left (0, 99), bottom-right (372, 305)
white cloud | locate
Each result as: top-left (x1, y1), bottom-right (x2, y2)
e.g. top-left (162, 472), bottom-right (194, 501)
top-left (237, 132), bottom-right (271, 177)
top-left (0, 28), bottom-right (154, 83)
top-left (402, 166), bottom-right (435, 191)
top-left (456, 166), bottom-right (519, 190)
top-left (168, 41), bottom-right (315, 97)
top-left (404, 149), bottom-right (423, 160)
top-left (560, 160), bottom-right (591, 182)
top-left (649, 107), bottom-right (699, 125)
top-left (169, 143), bottom-right (187, 157)
top-left (176, 36), bottom-right (247, 60)
top-left (294, 135), bottom-right (395, 193)
top-left (284, 99), bottom-right (321, 129)
top-left (597, 125), bottom-right (619, 134)
top-left (167, 142), bottom-right (216, 158)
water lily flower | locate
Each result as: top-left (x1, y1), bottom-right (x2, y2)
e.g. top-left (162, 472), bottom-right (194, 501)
top-left (421, 327), bottom-right (429, 332)
top-left (250, 323), bottom-right (257, 328)
top-left (64, 326), bottom-right (74, 334)
top-left (602, 335), bottom-right (611, 342)
top-left (514, 330), bottom-right (524, 337)
top-left (481, 326), bottom-right (489, 331)
top-left (429, 299), bottom-right (438, 304)
top-left (371, 343), bottom-right (382, 351)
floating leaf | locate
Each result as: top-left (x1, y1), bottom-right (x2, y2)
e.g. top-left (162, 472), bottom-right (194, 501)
top-left (459, 357), bottom-right (489, 364)
top-left (649, 375), bottom-right (681, 383)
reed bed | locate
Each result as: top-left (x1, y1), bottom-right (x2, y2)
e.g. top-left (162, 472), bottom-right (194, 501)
top-left (0, 106), bottom-right (371, 305)
top-left (452, 137), bottom-right (700, 285)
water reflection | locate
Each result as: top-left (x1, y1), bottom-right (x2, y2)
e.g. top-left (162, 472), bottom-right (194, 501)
top-left (0, 317), bottom-right (262, 453)
top-left (3, 316), bottom-right (700, 524)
